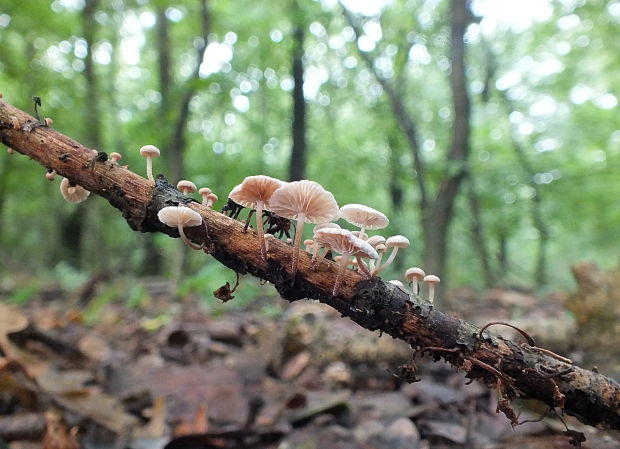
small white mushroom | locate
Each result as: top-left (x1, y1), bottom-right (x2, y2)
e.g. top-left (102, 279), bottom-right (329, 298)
top-left (405, 267), bottom-right (426, 295)
top-left (177, 180), bottom-right (197, 197)
top-left (45, 169), bottom-right (56, 181)
top-left (206, 193), bottom-right (218, 208)
top-left (109, 152), bottom-right (122, 164)
top-left (339, 204), bottom-right (389, 239)
top-left (424, 274), bottom-right (440, 303)
top-left (372, 235), bottom-right (410, 275)
top-left (60, 177), bottom-right (90, 203)
top-left (157, 206), bottom-right (203, 250)
top-left (139, 145), bottom-right (160, 182)
top-left (10, 116), bottom-right (20, 130)
top-left (44, 117), bottom-right (53, 127)
top-left (199, 187), bottom-right (212, 205)
top-left (264, 233), bottom-right (275, 254)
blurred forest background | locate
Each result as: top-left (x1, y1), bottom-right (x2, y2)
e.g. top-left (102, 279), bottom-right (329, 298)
top-left (3, 1), bottom-right (620, 447)
top-left (1, 0), bottom-right (619, 301)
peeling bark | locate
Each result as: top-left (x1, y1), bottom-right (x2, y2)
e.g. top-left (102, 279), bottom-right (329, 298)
top-left (1, 99), bottom-right (619, 431)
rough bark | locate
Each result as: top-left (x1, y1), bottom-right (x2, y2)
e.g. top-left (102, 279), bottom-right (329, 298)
top-left (1, 99), bottom-right (619, 432)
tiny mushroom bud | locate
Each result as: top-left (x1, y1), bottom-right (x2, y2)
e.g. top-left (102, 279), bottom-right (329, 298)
top-left (304, 239), bottom-right (315, 253)
top-left (339, 204), bottom-right (389, 239)
top-left (177, 180), bottom-right (197, 197)
top-left (199, 187), bottom-right (212, 205)
top-left (139, 144), bottom-right (160, 182)
top-left (44, 117), bottom-right (53, 127)
top-left (269, 180), bottom-right (339, 274)
top-left (206, 193), bottom-right (218, 208)
top-left (405, 267), bottom-right (426, 295)
top-left (7, 148), bottom-right (15, 155)
top-left (229, 175), bottom-right (285, 260)
top-left (60, 177), bottom-right (90, 203)
top-left (423, 274), bottom-right (440, 303)
top-left (109, 152), bottom-right (122, 164)
top-left (264, 233), bottom-right (275, 254)
top-left (372, 235), bottom-right (410, 276)
top-left (389, 280), bottom-right (405, 289)
top-left (311, 222), bottom-right (342, 267)
top-left (45, 169), bottom-right (56, 181)
top-left (157, 206), bottom-right (204, 250)
top-left (10, 116), bottom-right (20, 130)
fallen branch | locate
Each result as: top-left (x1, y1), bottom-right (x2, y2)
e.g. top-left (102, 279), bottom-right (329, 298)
top-left (1, 98), bottom-right (619, 432)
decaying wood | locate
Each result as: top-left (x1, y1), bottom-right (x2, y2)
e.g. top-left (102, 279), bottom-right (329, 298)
top-left (1, 99), bottom-right (619, 432)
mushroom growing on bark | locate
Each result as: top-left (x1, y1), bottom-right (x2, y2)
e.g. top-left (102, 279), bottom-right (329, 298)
top-left (269, 180), bottom-right (339, 274)
top-left (60, 177), bottom-right (90, 203)
top-left (310, 223), bottom-right (341, 267)
top-left (139, 145), bottom-right (160, 182)
top-left (423, 274), bottom-right (440, 303)
top-left (312, 228), bottom-right (378, 295)
top-left (199, 187), bottom-right (212, 205)
top-left (372, 235), bottom-right (410, 275)
top-left (339, 204), bottom-right (389, 239)
top-left (229, 175), bottom-right (285, 260)
top-left (405, 267), bottom-right (426, 295)
top-left (177, 180), bottom-right (197, 197)
top-left (157, 206), bottom-right (203, 250)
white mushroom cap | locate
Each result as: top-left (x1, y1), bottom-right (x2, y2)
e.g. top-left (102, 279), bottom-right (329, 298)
top-left (199, 187), bottom-right (212, 196)
top-left (177, 180), bottom-right (197, 194)
top-left (139, 145), bottom-right (160, 157)
top-left (386, 235), bottom-right (410, 249)
top-left (405, 267), bottom-right (426, 282)
top-left (158, 206), bottom-right (202, 228)
top-left (313, 222), bottom-right (341, 233)
top-left (269, 180), bottom-right (339, 223)
top-left (367, 235), bottom-right (386, 247)
top-left (60, 177), bottom-right (90, 203)
top-left (424, 274), bottom-right (440, 285)
top-left (313, 228), bottom-right (378, 259)
top-left (229, 175), bottom-right (285, 209)
top-left (339, 204), bottom-right (389, 231)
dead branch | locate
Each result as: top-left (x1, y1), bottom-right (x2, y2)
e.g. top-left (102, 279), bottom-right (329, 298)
top-left (1, 99), bottom-right (619, 431)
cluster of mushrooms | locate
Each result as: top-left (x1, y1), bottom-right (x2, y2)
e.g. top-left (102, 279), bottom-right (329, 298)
top-left (49, 143), bottom-right (441, 300)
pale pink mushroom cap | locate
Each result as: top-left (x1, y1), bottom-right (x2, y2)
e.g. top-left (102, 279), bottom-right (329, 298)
top-left (177, 180), bottom-right (197, 195)
top-left (269, 180), bottom-right (339, 223)
top-left (158, 206), bottom-right (202, 228)
top-left (339, 203), bottom-right (389, 236)
top-left (60, 177), bottom-right (90, 203)
top-left (229, 175), bottom-right (285, 209)
top-left (405, 267), bottom-right (426, 282)
top-left (313, 228), bottom-right (377, 260)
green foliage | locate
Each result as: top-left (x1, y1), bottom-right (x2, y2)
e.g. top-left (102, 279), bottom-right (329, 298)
top-left (1, 0), bottom-right (619, 295)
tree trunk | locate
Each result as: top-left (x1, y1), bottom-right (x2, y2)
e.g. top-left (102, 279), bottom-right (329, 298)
top-left (288, 5), bottom-right (307, 181)
top-left (467, 177), bottom-right (496, 286)
top-left (421, 0), bottom-right (473, 297)
top-left (2, 98), bottom-right (619, 433)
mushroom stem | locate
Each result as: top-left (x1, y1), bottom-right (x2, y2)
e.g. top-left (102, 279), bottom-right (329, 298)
top-left (356, 255), bottom-right (372, 279)
top-left (372, 247), bottom-right (399, 275)
top-left (177, 224), bottom-right (203, 250)
top-left (332, 254), bottom-right (350, 296)
top-left (256, 201), bottom-right (266, 260)
top-left (291, 214), bottom-right (306, 274)
top-left (428, 284), bottom-right (436, 303)
top-left (310, 243), bottom-right (322, 268)
top-left (410, 280), bottom-right (419, 295)
top-left (358, 224), bottom-right (367, 239)
top-left (145, 157), bottom-right (154, 182)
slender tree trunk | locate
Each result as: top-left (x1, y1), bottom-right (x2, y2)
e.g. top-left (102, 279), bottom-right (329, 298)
top-left (497, 228), bottom-right (509, 279)
top-left (467, 177), bottom-right (495, 286)
top-left (288, 5), bottom-right (307, 181)
top-left (421, 0), bottom-right (473, 296)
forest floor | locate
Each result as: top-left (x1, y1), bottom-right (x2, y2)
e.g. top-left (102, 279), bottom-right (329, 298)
top-left (1, 268), bottom-right (619, 449)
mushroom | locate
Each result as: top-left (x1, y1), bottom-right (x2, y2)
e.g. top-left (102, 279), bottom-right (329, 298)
top-left (339, 204), bottom-right (389, 239)
top-left (199, 187), bottom-right (212, 205)
top-left (229, 175), bottom-right (285, 260)
top-left (60, 177), bottom-right (90, 203)
top-left (44, 117), bottom-right (53, 127)
top-left (10, 116), bottom-right (20, 130)
top-left (312, 228), bottom-right (378, 295)
top-left (45, 169), bottom-right (56, 181)
top-left (389, 280), bottom-right (405, 289)
top-left (372, 235), bottom-right (410, 275)
top-left (109, 152), bottom-right (122, 164)
top-left (157, 206), bottom-right (203, 250)
top-left (264, 233), bottom-right (276, 254)
top-left (206, 193), bottom-right (218, 208)
top-left (405, 267), bottom-right (426, 295)
top-left (423, 274), bottom-right (440, 303)
top-left (304, 239), bottom-right (315, 253)
top-left (6, 148), bottom-right (14, 155)
top-left (269, 180), bottom-right (339, 274)
top-left (366, 235), bottom-right (386, 270)
top-left (177, 180), bottom-right (197, 197)
top-left (367, 235), bottom-right (386, 247)
top-left (139, 145), bottom-right (160, 182)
